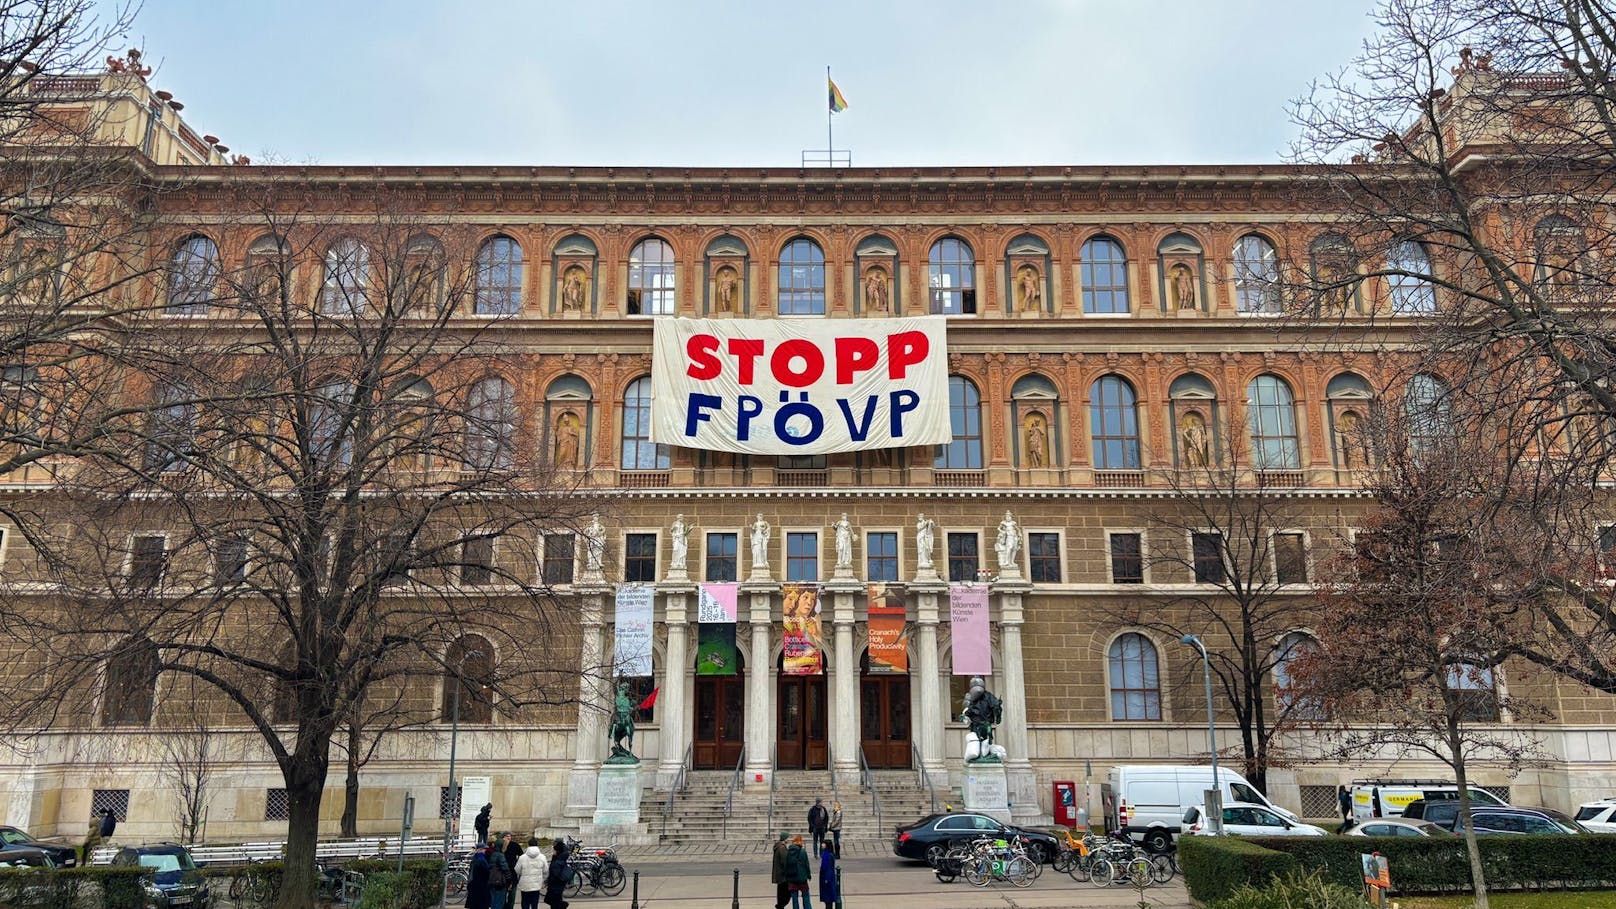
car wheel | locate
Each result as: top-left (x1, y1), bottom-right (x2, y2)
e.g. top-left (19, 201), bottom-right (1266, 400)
top-left (925, 843), bottom-right (947, 867)
top-left (1026, 842), bottom-right (1047, 865)
top-left (1143, 829), bottom-right (1173, 854)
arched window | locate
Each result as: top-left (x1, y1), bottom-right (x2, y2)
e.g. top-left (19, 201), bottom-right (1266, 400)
top-left (465, 376), bottom-right (516, 470)
top-left (928, 237), bottom-right (976, 315)
top-left (311, 378), bottom-right (355, 466)
top-left (628, 238), bottom-right (676, 315)
top-left (167, 235), bottom-right (219, 315)
top-left (403, 234), bottom-right (446, 312)
top-left (1170, 373), bottom-right (1219, 468)
top-left (145, 381), bottom-right (195, 473)
top-left (442, 635), bottom-right (495, 724)
top-left (1309, 233), bottom-right (1358, 312)
top-left (472, 235), bottom-right (524, 315)
top-left (1388, 241), bottom-right (1436, 313)
top-left (1274, 631), bottom-right (1320, 717)
top-left (1081, 236), bottom-right (1129, 314)
top-left (392, 376), bottom-right (435, 471)
top-left (1447, 662), bottom-right (1499, 722)
top-left (1406, 373), bottom-right (1453, 451)
top-left (935, 376), bottom-right (983, 469)
top-left (101, 636), bottom-right (158, 726)
top-left (1234, 234), bottom-right (1280, 313)
top-left (1108, 632), bottom-right (1161, 721)
top-left (777, 238), bottom-right (826, 315)
top-left (1090, 376), bottom-right (1142, 470)
top-left (322, 237), bottom-right (370, 314)
top-left (1326, 372), bottom-right (1374, 470)
top-left (1247, 374), bottom-right (1301, 469)
top-left (621, 376), bottom-right (669, 470)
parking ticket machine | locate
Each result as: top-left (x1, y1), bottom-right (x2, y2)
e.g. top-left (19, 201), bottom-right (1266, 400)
top-left (1054, 780), bottom-right (1078, 827)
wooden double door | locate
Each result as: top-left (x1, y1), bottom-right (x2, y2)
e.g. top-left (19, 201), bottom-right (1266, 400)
top-left (777, 675), bottom-right (828, 770)
top-left (693, 673), bottom-right (744, 770)
top-left (860, 674), bottom-right (912, 768)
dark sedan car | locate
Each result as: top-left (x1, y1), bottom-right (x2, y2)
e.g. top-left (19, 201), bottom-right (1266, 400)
top-left (0, 826), bottom-right (77, 868)
top-left (892, 812), bottom-right (1059, 866)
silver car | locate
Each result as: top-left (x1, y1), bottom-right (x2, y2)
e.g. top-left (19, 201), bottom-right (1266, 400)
top-left (1347, 818), bottom-right (1451, 837)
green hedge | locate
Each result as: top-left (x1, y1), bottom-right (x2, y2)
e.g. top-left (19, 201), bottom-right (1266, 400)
top-left (0, 866), bottom-right (151, 909)
top-left (346, 859), bottom-right (446, 909)
top-left (1178, 835), bottom-right (1298, 903)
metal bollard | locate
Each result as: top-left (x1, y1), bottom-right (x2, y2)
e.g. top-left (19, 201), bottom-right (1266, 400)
top-left (836, 862), bottom-right (844, 909)
top-left (630, 870), bottom-right (640, 909)
top-left (731, 867), bottom-right (740, 909)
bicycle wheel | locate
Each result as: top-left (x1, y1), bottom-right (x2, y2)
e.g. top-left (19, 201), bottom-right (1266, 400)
top-left (445, 869), bottom-right (468, 901)
top-left (246, 874), bottom-right (272, 906)
top-left (1005, 856), bottom-right (1035, 889)
top-left (566, 868), bottom-right (585, 898)
top-left (597, 863), bottom-right (626, 896)
top-left (1089, 859), bottom-right (1114, 888)
top-left (228, 873), bottom-right (245, 902)
top-left (1023, 852), bottom-right (1043, 880)
top-left (963, 859), bottom-right (991, 888)
top-left (1150, 854), bottom-right (1176, 884)
top-left (1127, 858), bottom-right (1154, 887)
top-left (1052, 850), bottom-right (1074, 874)
top-left (1066, 854), bottom-right (1092, 883)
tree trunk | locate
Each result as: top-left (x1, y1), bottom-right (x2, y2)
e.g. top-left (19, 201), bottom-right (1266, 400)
top-left (276, 753), bottom-right (331, 909)
top-left (1453, 754), bottom-right (1490, 909)
top-left (341, 722), bottom-right (360, 839)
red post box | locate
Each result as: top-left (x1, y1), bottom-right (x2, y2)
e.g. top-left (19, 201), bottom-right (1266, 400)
top-left (1053, 780), bottom-right (1078, 827)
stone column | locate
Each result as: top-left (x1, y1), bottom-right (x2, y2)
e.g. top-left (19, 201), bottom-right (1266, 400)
top-left (826, 580), bottom-right (861, 786)
top-left (742, 584), bottom-right (775, 786)
top-left (994, 579), bottom-right (1047, 824)
top-left (565, 586), bottom-right (610, 815)
top-left (913, 581), bottom-right (948, 781)
top-left (657, 584), bottom-right (694, 789)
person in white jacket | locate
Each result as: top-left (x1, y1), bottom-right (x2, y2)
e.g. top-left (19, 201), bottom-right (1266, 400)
top-left (514, 839), bottom-right (547, 909)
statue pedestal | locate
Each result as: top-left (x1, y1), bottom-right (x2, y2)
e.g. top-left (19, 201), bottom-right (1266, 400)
top-left (666, 567), bottom-right (690, 583)
top-left (995, 563), bottom-right (1023, 582)
top-left (748, 565), bottom-right (772, 583)
top-left (962, 763), bottom-right (1011, 824)
top-left (592, 763), bottom-right (642, 826)
top-left (912, 567), bottom-right (941, 585)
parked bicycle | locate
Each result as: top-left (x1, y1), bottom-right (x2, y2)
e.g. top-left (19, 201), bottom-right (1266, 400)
top-left (561, 837), bottom-right (626, 897)
top-left (228, 856), bottom-right (278, 907)
top-left (933, 835), bottom-right (1036, 888)
top-left (1086, 833), bottom-right (1157, 888)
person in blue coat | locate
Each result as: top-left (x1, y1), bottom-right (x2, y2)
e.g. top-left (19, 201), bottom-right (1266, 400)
top-left (817, 842), bottom-right (839, 909)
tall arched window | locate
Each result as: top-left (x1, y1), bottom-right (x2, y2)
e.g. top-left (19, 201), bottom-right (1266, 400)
top-left (621, 376), bottom-right (669, 470)
top-left (1246, 374), bottom-right (1301, 469)
top-left (442, 634), bottom-right (495, 724)
top-left (465, 376), bottom-right (516, 470)
top-left (777, 238), bottom-right (826, 315)
top-left (1388, 240), bottom-right (1436, 313)
top-left (928, 237), bottom-right (976, 315)
top-left (1108, 632), bottom-right (1161, 721)
top-left (628, 238), bottom-right (676, 315)
top-left (1405, 373), bottom-right (1453, 451)
top-left (101, 636), bottom-right (159, 726)
top-left (322, 237), bottom-right (370, 314)
top-left (145, 381), bottom-right (196, 473)
top-left (473, 235), bottom-right (524, 315)
top-left (1274, 631), bottom-right (1320, 717)
top-left (935, 376), bottom-right (983, 469)
top-left (1234, 234), bottom-right (1281, 313)
top-left (167, 235), bottom-right (219, 315)
top-left (311, 378), bottom-right (355, 466)
top-left (1081, 236), bottom-right (1129, 314)
top-left (1090, 376), bottom-right (1142, 469)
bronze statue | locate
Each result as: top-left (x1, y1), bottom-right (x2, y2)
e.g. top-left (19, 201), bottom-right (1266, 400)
top-left (606, 679), bottom-right (638, 763)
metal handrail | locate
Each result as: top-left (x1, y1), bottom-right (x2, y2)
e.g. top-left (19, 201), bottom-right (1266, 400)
top-left (721, 744), bottom-right (746, 840)
top-left (859, 744), bottom-right (882, 835)
top-left (912, 741), bottom-right (938, 814)
top-left (766, 743), bottom-right (777, 834)
top-left (828, 740), bottom-right (840, 807)
top-left (660, 742), bottom-right (693, 838)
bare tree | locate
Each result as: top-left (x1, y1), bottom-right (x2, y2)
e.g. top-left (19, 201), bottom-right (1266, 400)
top-left (0, 192), bottom-right (603, 909)
top-left (334, 686), bottom-right (440, 840)
top-left (157, 691), bottom-right (217, 845)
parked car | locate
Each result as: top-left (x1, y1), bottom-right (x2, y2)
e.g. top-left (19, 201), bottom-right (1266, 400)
top-left (1345, 818), bottom-right (1452, 838)
top-left (892, 812), bottom-right (1060, 866)
top-left (1181, 803), bottom-right (1328, 838)
top-left (1350, 780), bottom-right (1506, 820)
top-left (109, 844), bottom-right (212, 909)
top-left (0, 846), bottom-right (57, 868)
top-left (1109, 764), bottom-right (1297, 852)
top-left (1402, 799), bottom-right (1467, 830)
top-left (1468, 807), bottom-right (1584, 835)
top-left (1573, 798), bottom-right (1616, 833)
top-left (0, 826), bottom-right (78, 867)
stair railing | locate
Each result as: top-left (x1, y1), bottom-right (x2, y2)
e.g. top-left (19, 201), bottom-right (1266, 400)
top-left (859, 744), bottom-right (881, 835)
top-left (912, 741), bottom-right (938, 815)
top-left (660, 741), bottom-right (693, 839)
top-left (828, 739), bottom-right (840, 807)
top-left (721, 744), bottom-right (746, 840)
top-left (765, 742), bottom-right (777, 834)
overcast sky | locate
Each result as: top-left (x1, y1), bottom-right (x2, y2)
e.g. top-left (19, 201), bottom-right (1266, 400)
top-left (115, 0), bottom-right (1380, 168)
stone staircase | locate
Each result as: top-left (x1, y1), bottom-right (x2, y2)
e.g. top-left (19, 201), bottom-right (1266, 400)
top-left (653, 770), bottom-right (950, 846)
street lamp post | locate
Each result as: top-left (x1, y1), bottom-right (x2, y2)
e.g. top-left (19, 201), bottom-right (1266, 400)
top-left (1180, 634), bottom-right (1221, 835)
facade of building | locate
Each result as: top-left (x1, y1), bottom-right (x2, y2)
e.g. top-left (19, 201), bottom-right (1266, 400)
top-left (3, 64), bottom-right (1614, 844)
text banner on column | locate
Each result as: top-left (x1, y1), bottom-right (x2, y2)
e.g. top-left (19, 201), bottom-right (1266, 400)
top-left (948, 584), bottom-right (991, 676)
top-left (613, 585), bottom-right (655, 677)
top-left (866, 582), bottom-right (909, 674)
top-left (696, 582), bottom-right (739, 676)
top-left (782, 583), bottom-right (825, 675)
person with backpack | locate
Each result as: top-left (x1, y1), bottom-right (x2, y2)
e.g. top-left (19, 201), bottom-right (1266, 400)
top-left (466, 843), bottom-right (493, 909)
top-left (544, 839), bottom-right (571, 909)
top-left (784, 835), bottom-right (812, 909)
top-left (807, 799), bottom-right (829, 856)
top-left (485, 839), bottom-right (512, 909)
top-left (514, 837), bottom-right (545, 909)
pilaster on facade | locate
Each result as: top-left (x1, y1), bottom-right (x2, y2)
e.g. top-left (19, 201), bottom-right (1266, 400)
top-left (655, 581), bottom-right (695, 789)
top-left (992, 577), bottom-right (1046, 824)
top-left (565, 585), bottom-right (610, 816)
top-left (911, 579), bottom-right (949, 781)
top-left (740, 584), bottom-right (775, 786)
top-left (824, 578), bottom-right (862, 787)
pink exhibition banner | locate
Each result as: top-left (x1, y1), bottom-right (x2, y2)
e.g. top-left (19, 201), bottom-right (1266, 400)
top-left (948, 584), bottom-right (991, 676)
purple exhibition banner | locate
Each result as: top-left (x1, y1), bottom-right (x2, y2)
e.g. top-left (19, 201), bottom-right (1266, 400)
top-left (948, 584), bottom-right (991, 676)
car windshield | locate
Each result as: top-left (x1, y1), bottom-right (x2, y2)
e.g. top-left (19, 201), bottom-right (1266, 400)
top-left (0, 830), bottom-right (26, 844)
top-left (1229, 783), bottom-right (1263, 804)
top-left (137, 853), bottom-right (193, 874)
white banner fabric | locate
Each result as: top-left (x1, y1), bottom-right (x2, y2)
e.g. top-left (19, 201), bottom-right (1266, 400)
top-left (613, 585), bottom-right (655, 677)
top-left (650, 316), bottom-right (952, 455)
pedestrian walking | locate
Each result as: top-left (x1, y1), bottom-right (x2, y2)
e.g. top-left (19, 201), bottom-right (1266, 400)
top-left (807, 798), bottom-right (829, 856)
top-left (485, 839), bottom-right (512, 909)
top-left (474, 803), bottom-right (493, 846)
top-left (784, 835), bottom-right (812, 909)
top-left (771, 832), bottom-right (790, 909)
top-left (503, 832), bottom-right (524, 905)
top-left (467, 842), bottom-right (493, 909)
top-left (515, 837), bottom-right (545, 909)
top-left (828, 801), bottom-right (843, 857)
top-left (98, 808), bottom-right (117, 839)
top-left (544, 840), bottom-right (571, 909)
top-left (818, 842), bottom-right (840, 909)
top-left (1338, 785), bottom-right (1352, 822)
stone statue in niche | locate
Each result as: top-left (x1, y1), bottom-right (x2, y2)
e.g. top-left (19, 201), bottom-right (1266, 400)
top-left (864, 267), bottom-right (890, 313)
top-left (561, 267), bottom-right (587, 312)
top-left (714, 266), bottom-right (738, 313)
top-left (1179, 411), bottom-right (1210, 468)
top-left (1337, 410), bottom-right (1363, 468)
top-left (1017, 266), bottom-right (1042, 311)
top-left (554, 411), bottom-right (582, 468)
top-left (1023, 412), bottom-right (1048, 468)
top-left (1171, 263), bottom-right (1197, 311)
top-left (1316, 260), bottom-right (1354, 311)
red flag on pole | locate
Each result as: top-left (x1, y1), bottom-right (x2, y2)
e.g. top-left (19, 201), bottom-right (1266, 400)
top-left (637, 686), bottom-right (660, 711)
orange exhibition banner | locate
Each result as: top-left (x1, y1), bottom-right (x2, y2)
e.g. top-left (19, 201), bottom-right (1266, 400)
top-left (782, 583), bottom-right (824, 675)
top-left (866, 583), bottom-right (908, 673)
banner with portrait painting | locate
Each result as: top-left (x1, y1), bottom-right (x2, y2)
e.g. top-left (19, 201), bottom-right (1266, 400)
top-left (695, 582), bottom-right (739, 676)
top-left (613, 585), bottom-right (655, 678)
top-left (866, 583), bottom-right (909, 673)
top-left (782, 583), bottom-right (824, 675)
top-left (948, 584), bottom-right (991, 676)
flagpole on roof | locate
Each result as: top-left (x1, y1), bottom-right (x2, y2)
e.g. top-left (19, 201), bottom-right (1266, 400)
top-left (827, 65), bottom-right (833, 160)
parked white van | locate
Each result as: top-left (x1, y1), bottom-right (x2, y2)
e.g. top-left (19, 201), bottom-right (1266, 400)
top-left (1349, 780), bottom-right (1507, 821)
top-left (1108, 765), bottom-right (1298, 852)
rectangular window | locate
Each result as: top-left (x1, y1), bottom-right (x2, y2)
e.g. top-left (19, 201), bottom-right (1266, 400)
top-left (381, 533), bottom-right (414, 586)
top-left (1274, 533), bottom-right (1308, 584)
top-left (264, 788), bottom-right (289, 821)
top-left (866, 532), bottom-right (898, 582)
top-left (705, 532), bottom-right (738, 582)
top-left (92, 789), bottom-right (130, 822)
top-left (1029, 532), bottom-right (1062, 583)
top-left (543, 533), bottom-right (575, 585)
top-left (786, 532), bottom-right (819, 582)
top-left (215, 535), bottom-right (248, 586)
top-left (1599, 525), bottom-right (1616, 575)
top-left (1192, 532), bottom-right (1225, 584)
top-left (1109, 533), bottom-right (1144, 584)
top-left (624, 533), bottom-right (657, 583)
top-left (128, 535), bottom-right (167, 587)
top-left (1355, 530), bottom-right (1392, 582)
top-left (947, 532), bottom-right (979, 582)
top-left (461, 536), bottom-right (495, 586)
top-left (438, 785), bottom-right (462, 820)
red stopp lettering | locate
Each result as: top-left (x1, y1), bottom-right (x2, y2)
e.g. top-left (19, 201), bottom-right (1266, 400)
top-left (834, 336), bottom-right (879, 384)
top-left (727, 338), bottom-right (766, 385)
top-left (887, 331), bottom-right (929, 379)
top-left (686, 334), bottom-right (721, 380)
top-left (770, 339), bottom-right (825, 388)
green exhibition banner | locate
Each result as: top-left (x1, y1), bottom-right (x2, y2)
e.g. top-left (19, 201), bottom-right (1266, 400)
top-left (696, 583), bottom-right (739, 676)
